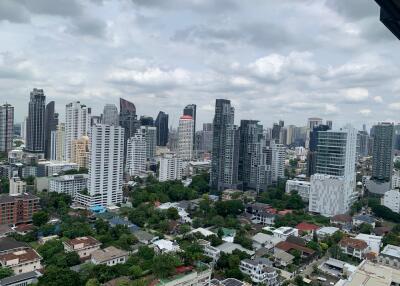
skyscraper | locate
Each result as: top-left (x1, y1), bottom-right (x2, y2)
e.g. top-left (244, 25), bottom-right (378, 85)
top-left (183, 104), bottom-right (196, 149)
top-left (139, 116), bottom-right (154, 126)
top-left (210, 99), bottom-right (239, 191)
top-left (307, 124), bottom-right (330, 177)
top-left (238, 120), bottom-right (269, 192)
top-left (119, 98), bottom-right (140, 163)
top-left (155, 111), bottom-right (169, 146)
top-left (271, 123), bottom-right (281, 142)
top-left (126, 131), bottom-right (147, 177)
top-left (309, 125), bottom-right (357, 216)
top-left (367, 122), bottom-right (394, 195)
top-left (139, 126), bottom-right (157, 161)
top-left (44, 101), bottom-right (58, 159)
top-left (75, 124), bottom-right (124, 207)
top-left (71, 136), bottom-right (89, 169)
top-left (0, 104), bottom-right (14, 154)
top-left (178, 115), bottom-right (194, 161)
top-left (65, 102), bottom-right (91, 161)
top-left (102, 104), bottom-right (119, 126)
top-left (306, 117), bottom-right (323, 148)
top-left (26, 89), bottom-right (46, 153)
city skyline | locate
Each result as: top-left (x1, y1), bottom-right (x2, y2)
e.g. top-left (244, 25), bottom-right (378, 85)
top-left (0, 0), bottom-right (399, 128)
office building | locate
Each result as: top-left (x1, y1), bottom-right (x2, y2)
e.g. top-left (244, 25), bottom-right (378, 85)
top-left (102, 104), bottom-right (119, 126)
top-left (119, 98), bottom-right (140, 163)
top-left (126, 132), bottom-right (147, 176)
top-left (196, 123), bottom-right (213, 155)
top-left (271, 141), bottom-right (285, 184)
top-left (309, 125), bottom-right (357, 216)
top-left (26, 89), bottom-right (46, 153)
top-left (44, 101), bottom-right (58, 159)
top-left (210, 99), bottom-right (240, 191)
top-left (71, 136), bottom-right (89, 169)
top-left (306, 117), bottom-right (323, 148)
top-left (0, 103), bottom-right (14, 154)
top-left (307, 124), bottom-right (330, 177)
top-left (75, 124), bottom-right (124, 207)
top-left (159, 152), bottom-right (182, 182)
top-left (367, 123), bottom-right (394, 195)
top-left (139, 126), bottom-right (157, 161)
top-left (49, 174), bottom-right (88, 198)
top-left (65, 101), bottom-right (91, 161)
top-left (139, 115), bottom-right (154, 126)
top-left (285, 180), bottom-right (311, 202)
top-left (271, 123), bottom-right (281, 142)
top-left (51, 123), bottom-right (65, 161)
top-left (183, 104), bottom-right (196, 133)
top-left (375, 0), bottom-right (400, 40)
top-left (155, 111), bottom-right (169, 146)
top-left (178, 115), bottom-right (194, 161)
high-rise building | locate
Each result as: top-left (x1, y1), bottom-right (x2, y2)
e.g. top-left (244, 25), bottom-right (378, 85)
top-left (178, 115), bottom-right (194, 161)
top-left (102, 104), bottom-right (119, 126)
top-left (239, 120), bottom-right (268, 191)
top-left (167, 128), bottom-right (179, 153)
top-left (307, 124), bottom-right (330, 177)
top-left (271, 123), bottom-right (281, 142)
top-left (309, 125), bottom-right (357, 216)
top-left (271, 141), bottom-right (286, 184)
top-left (183, 104), bottom-right (197, 149)
top-left (286, 125), bottom-right (295, 146)
top-left (119, 98), bottom-right (140, 163)
top-left (71, 136), bottom-right (89, 169)
top-left (26, 89), bottom-right (46, 153)
top-left (44, 101), bottom-right (58, 159)
top-left (195, 123), bottom-right (213, 156)
top-left (210, 99), bottom-right (240, 191)
top-left (326, 120), bottom-right (333, 130)
top-left (159, 152), bottom-right (182, 182)
top-left (75, 124), bottom-right (124, 207)
top-left (140, 116), bottom-right (154, 127)
top-left (139, 126), bottom-right (157, 161)
top-left (0, 103), bottom-right (14, 153)
top-left (54, 123), bottom-right (65, 161)
top-left (65, 102), bottom-right (91, 161)
top-left (366, 122), bottom-right (395, 195)
top-left (279, 127), bottom-right (287, 145)
top-left (126, 132), bottom-right (147, 176)
top-left (357, 130), bottom-right (370, 157)
top-left (155, 111), bottom-right (169, 146)
top-left (306, 117), bottom-right (323, 148)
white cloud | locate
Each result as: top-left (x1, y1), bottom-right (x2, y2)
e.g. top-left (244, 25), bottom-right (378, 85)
top-left (341, 87), bottom-right (369, 103)
top-left (359, 109), bottom-right (371, 116)
top-left (389, 102), bottom-right (400, 111)
top-left (373, 96), bottom-right (383, 103)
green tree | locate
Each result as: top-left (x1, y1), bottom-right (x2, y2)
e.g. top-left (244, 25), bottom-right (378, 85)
top-left (130, 265), bottom-right (143, 279)
top-left (359, 223), bottom-right (373, 234)
top-left (86, 278), bottom-right (100, 286)
top-left (0, 266), bottom-right (13, 279)
top-left (152, 254), bottom-right (180, 278)
top-left (33, 211), bottom-right (49, 227)
top-left (166, 207), bottom-right (180, 220)
top-left (38, 266), bottom-right (81, 286)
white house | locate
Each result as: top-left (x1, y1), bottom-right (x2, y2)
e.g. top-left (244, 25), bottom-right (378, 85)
top-left (91, 246), bottom-right (128, 266)
top-left (239, 258), bottom-right (279, 285)
top-left (153, 239), bottom-right (180, 253)
top-left (273, 227), bottom-right (298, 241)
top-left (355, 234), bottom-right (383, 255)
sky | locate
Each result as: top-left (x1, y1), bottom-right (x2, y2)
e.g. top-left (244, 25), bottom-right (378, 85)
top-left (0, 0), bottom-right (399, 130)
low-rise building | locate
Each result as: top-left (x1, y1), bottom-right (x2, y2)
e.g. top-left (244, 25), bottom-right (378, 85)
top-left (316, 226), bottom-right (340, 238)
top-left (331, 214), bottom-right (352, 229)
top-left (273, 227), bottom-right (298, 241)
top-left (285, 179), bottom-right (310, 202)
top-left (378, 244), bottom-right (400, 269)
top-left (239, 258), bottom-right (279, 285)
top-left (216, 242), bottom-right (255, 257)
top-left (0, 194), bottom-right (40, 226)
top-left (153, 239), bottom-right (180, 253)
top-left (0, 270), bottom-right (42, 286)
top-left (198, 239), bottom-right (221, 262)
top-left (355, 234), bottom-right (382, 255)
top-left (63, 236), bottom-right (101, 259)
top-left (91, 246), bottom-right (128, 266)
top-left (0, 246), bottom-right (42, 275)
top-left (272, 249), bottom-right (294, 267)
top-left (251, 233), bottom-right (280, 251)
top-left (382, 189), bottom-right (400, 213)
top-left (339, 237), bottom-right (368, 259)
top-left (352, 215), bottom-right (376, 228)
top-left (48, 174), bottom-right (88, 198)
top-left (9, 177), bottom-right (26, 196)
top-left (295, 222), bottom-right (319, 235)
top-left (156, 264), bottom-right (211, 286)
top-left (275, 241), bottom-right (315, 259)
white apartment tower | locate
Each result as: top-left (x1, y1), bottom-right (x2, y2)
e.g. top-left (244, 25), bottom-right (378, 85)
top-left (159, 153), bottom-right (182, 182)
top-left (126, 132), bottom-right (147, 176)
top-left (75, 124), bottom-right (124, 207)
top-left (178, 115), bottom-right (194, 161)
top-left (65, 102), bottom-right (91, 161)
top-left (309, 125), bottom-right (357, 216)
top-left (271, 141), bottom-right (286, 184)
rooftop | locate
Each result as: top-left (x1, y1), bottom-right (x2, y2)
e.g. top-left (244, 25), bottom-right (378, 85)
top-left (0, 237), bottom-right (27, 253)
top-left (381, 244), bottom-right (400, 259)
top-left (339, 237), bottom-right (368, 250)
top-left (65, 236), bottom-right (101, 248)
top-left (296, 222), bottom-right (319, 232)
top-left (0, 248), bottom-right (41, 264)
top-left (353, 215), bottom-right (375, 224)
top-left (91, 246), bottom-right (128, 263)
top-left (275, 241), bottom-right (315, 255)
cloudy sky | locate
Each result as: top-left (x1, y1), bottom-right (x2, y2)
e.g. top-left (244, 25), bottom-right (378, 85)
top-left (0, 0), bottom-right (399, 129)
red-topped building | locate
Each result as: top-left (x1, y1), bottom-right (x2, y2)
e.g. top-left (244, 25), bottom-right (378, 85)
top-left (0, 194), bottom-right (40, 226)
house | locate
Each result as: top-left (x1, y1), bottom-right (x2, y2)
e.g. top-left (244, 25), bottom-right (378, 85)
top-left (133, 230), bottom-right (157, 245)
top-left (216, 242), bottom-right (255, 257)
top-left (157, 202), bottom-right (192, 223)
top-left (154, 264), bottom-right (212, 286)
top-left (0, 225), bottom-right (14, 238)
top-left (211, 278), bottom-right (251, 286)
top-left (91, 246), bottom-right (128, 266)
top-left (198, 239), bottom-right (221, 262)
top-left (355, 234), bottom-right (383, 255)
top-left (295, 222), bottom-right (319, 235)
top-left (352, 215), bottom-right (376, 228)
top-left (153, 239), bottom-right (180, 253)
top-left (373, 226), bottom-right (392, 236)
top-left (220, 228), bottom-right (236, 243)
top-left (378, 244), bottom-right (400, 269)
top-left (63, 236), bottom-right (101, 259)
top-left (318, 258), bottom-right (357, 277)
top-left (273, 227), bottom-right (298, 241)
top-left (190, 227), bottom-right (214, 238)
top-left (0, 247), bottom-right (42, 275)
top-left (316, 226), bottom-right (340, 238)
top-left (273, 249), bottom-right (294, 267)
top-left (108, 216), bottom-right (140, 233)
top-left (331, 214), bottom-right (352, 228)
top-left (275, 241), bottom-right (315, 259)
top-left (250, 211), bottom-right (276, 226)
top-left (0, 270), bottom-right (42, 286)
top-left (339, 237), bottom-right (368, 259)
top-left (239, 258), bottom-right (279, 285)
top-left (251, 233), bottom-right (279, 251)
top-left (38, 235), bottom-right (58, 245)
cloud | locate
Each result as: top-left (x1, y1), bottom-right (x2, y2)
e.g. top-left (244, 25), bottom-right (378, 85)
top-left (0, 1), bottom-right (30, 23)
top-left (341, 88), bottom-right (369, 103)
top-left (67, 16), bottom-right (107, 38)
top-left (359, 109), bottom-right (371, 116)
top-left (389, 103), bottom-right (400, 111)
top-left (15, 0), bottom-right (83, 18)
top-left (129, 0), bottom-right (237, 12)
top-left (0, 52), bottom-right (38, 80)
top-left (373, 96), bottom-right (383, 103)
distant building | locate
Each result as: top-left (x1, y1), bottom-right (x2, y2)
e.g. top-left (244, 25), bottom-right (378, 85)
top-left (91, 246), bottom-right (128, 266)
top-left (63, 236), bottom-right (101, 259)
top-left (25, 89), bottom-right (46, 153)
top-left (159, 153), bottom-right (182, 182)
top-left (102, 104), bottom-right (119, 126)
top-left (71, 136), bottom-right (89, 169)
top-left (155, 111), bottom-right (169, 146)
top-left (126, 131), bottom-right (147, 177)
top-left (285, 180), bottom-right (310, 202)
top-left (382, 189), bottom-right (400, 213)
top-left (140, 126), bottom-right (157, 161)
top-left (183, 104), bottom-right (197, 147)
top-left (119, 98), bottom-right (140, 164)
top-left (44, 101), bottom-right (58, 159)
top-left (239, 258), bottom-right (278, 285)
top-left (178, 115), bottom-right (194, 161)
top-left (9, 177), bottom-right (26, 196)
top-left (0, 103), bottom-right (14, 154)
top-left (49, 174), bottom-right (88, 198)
